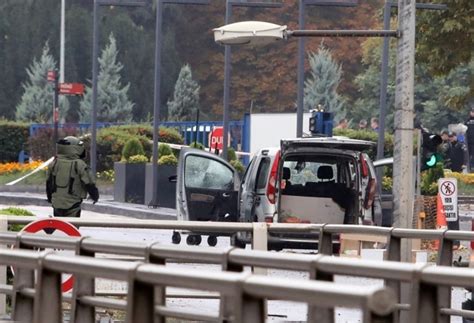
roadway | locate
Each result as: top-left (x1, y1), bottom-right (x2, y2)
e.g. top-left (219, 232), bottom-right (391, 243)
top-left (0, 203), bottom-right (472, 322)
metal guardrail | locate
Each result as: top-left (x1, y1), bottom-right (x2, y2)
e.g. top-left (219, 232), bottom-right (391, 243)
top-left (0, 248), bottom-right (396, 323)
top-left (1, 229), bottom-right (474, 322)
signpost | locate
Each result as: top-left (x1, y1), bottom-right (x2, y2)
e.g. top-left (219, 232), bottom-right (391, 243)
top-left (438, 178), bottom-right (458, 222)
top-left (19, 219), bottom-right (81, 292)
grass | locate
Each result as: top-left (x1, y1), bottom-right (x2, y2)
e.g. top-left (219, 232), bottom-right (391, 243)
top-left (458, 181), bottom-right (474, 195)
top-left (0, 169), bottom-right (48, 185)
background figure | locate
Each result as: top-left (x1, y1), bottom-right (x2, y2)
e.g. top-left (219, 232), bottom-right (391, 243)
top-left (358, 119), bottom-right (368, 130)
top-left (370, 117), bottom-right (379, 132)
top-left (335, 118), bottom-right (349, 129)
top-left (446, 132), bottom-right (468, 173)
top-left (465, 106), bottom-right (474, 171)
top-left (440, 130), bottom-right (450, 167)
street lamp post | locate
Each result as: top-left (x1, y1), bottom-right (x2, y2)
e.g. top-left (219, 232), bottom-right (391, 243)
top-left (296, 0), bottom-right (357, 138)
top-left (376, 1), bottom-right (447, 166)
top-left (149, 0), bottom-right (209, 207)
top-left (221, 0), bottom-right (283, 161)
top-left (90, 0), bottom-right (147, 177)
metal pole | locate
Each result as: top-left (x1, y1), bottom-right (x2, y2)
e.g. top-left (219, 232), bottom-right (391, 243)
top-left (222, 1), bottom-right (232, 161)
top-left (392, 0), bottom-right (415, 262)
top-left (60, 0), bottom-right (66, 84)
top-left (90, 0), bottom-right (99, 176)
top-left (376, 0), bottom-right (391, 183)
top-left (296, 0), bottom-right (305, 138)
top-left (53, 72), bottom-right (59, 155)
top-left (150, 0), bottom-right (164, 206)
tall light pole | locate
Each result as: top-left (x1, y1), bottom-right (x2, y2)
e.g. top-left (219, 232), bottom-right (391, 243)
top-left (149, 0), bottom-right (209, 207)
top-left (222, 0), bottom-right (282, 161)
top-left (90, 0), bottom-right (147, 176)
top-left (376, 1), bottom-right (447, 167)
top-left (60, 0), bottom-right (66, 84)
top-left (296, 0), bottom-right (357, 138)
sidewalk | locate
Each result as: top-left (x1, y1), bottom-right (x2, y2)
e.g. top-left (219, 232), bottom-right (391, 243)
top-left (0, 191), bottom-right (176, 220)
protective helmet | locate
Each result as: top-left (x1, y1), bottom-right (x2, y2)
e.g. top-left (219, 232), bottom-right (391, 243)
top-left (57, 136), bottom-right (86, 159)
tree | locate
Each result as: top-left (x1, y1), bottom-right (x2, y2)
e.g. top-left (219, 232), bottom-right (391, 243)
top-left (15, 43), bottom-right (68, 122)
top-left (417, 0), bottom-right (473, 76)
top-left (79, 33), bottom-right (134, 123)
top-left (349, 37), bottom-right (472, 132)
top-left (304, 44), bottom-right (345, 120)
top-left (167, 64), bottom-right (200, 121)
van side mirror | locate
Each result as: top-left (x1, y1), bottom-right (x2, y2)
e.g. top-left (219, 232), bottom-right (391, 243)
top-left (168, 175), bottom-right (177, 183)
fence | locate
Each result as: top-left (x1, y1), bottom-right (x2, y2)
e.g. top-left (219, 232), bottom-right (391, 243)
top-left (0, 248), bottom-right (396, 323)
top-left (2, 218), bottom-right (474, 322)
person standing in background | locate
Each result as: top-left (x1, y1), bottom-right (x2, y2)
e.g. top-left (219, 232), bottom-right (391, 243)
top-left (370, 117), bottom-right (379, 132)
top-left (465, 106), bottom-right (474, 171)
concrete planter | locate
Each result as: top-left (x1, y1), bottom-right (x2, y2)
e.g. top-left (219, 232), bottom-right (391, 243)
top-left (113, 162), bottom-right (146, 204)
top-left (144, 163), bottom-right (177, 208)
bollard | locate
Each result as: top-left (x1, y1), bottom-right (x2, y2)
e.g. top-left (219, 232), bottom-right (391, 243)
top-left (252, 223), bottom-right (268, 275)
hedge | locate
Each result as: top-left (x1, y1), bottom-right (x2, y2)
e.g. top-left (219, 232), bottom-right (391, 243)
top-left (0, 121), bottom-right (29, 162)
top-left (28, 127), bottom-right (79, 161)
top-left (333, 129), bottom-right (394, 159)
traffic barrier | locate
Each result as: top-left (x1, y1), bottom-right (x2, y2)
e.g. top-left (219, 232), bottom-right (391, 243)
top-left (2, 230), bottom-right (474, 321)
top-left (0, 248), bottom-right (396, 323)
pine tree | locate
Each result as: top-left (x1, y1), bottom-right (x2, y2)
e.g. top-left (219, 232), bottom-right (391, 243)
top-left (167, 64), bottom-right (200, 121)
top-left (304, 44), bottom-right (345, 120)
top-left (16, 43), bottom-right (69, 122)
top-left (79, 33), bottom-right (134, 123)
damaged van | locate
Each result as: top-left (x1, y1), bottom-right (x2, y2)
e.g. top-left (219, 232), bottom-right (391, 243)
top-left (175, 137), bottom-right (380, 248)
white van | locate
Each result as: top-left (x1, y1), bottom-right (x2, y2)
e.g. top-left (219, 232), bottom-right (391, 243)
top-left (175, 137), bottom-right (381, 248)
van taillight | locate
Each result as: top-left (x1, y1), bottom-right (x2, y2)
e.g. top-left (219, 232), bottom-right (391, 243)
top-left (265, 216), bottom-right (273, 224)
top-left (266, 151), bottom-right (280, 204)
top-left (360, 153), bottom-right (369, 178)
top-left (364, 178), bottom-right (377, 209)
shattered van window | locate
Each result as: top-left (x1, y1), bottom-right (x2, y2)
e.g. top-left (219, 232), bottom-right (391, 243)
top-left (185, 155), bottom-right (233, 190)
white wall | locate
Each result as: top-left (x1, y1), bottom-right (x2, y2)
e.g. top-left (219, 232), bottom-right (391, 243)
top-left (249, 113), bottom-right (312, 155)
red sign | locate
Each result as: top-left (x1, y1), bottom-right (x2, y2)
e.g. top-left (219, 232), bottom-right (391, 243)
top-left (47, 71), bottom-right (56, 82)
top-left (58, 83), bottom-right (85, 96)
top-left (209, 127), bottom-right (224, 150)
top-left (20, 219), bottom-right (81, 292)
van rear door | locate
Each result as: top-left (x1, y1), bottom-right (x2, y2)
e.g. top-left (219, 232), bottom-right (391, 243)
top-left (177, 148), bottom-right (240, 222)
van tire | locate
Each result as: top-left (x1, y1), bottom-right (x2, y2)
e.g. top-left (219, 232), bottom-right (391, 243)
top-left (230, 233), bottom-right (246, 249)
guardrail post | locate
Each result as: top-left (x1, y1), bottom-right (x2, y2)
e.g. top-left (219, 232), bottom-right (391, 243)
top-left (252, 223), bottom-right (267, 275)
top-left (308, 255), bottom-right (334, 323)
top-left (436, 230), bottom-right (452, 323)
top-left (145, 241), bottom-right (166, 323)
top-left (241, 294), bottom-right (265, 323)
top-left (71, 237), bottom-right (96, 323)
top-left (220, 248), bottom-right (244, 321)
top-left (125, 263), bottom-right (156, 323)
top-left (318, 225), bottom-right (333, 255)
top-left (386, 229), bottom-right (401, 262)
top-left (411, 280), bottom-right (437, 323)
top-left (34, 253), bottom-right (62, 323)
top-left (0, 217), bottom-right (6, 317)
top-left (12, 234), bottom-right (35, 323)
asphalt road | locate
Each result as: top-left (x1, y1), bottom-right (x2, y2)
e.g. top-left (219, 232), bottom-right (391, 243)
top-left (1, 204), bottom-right (472, 322)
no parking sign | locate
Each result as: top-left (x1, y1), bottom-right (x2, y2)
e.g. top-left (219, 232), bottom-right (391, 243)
top-left (438, 178), bottom-right (458, 222)
top-left (19, 219), bottom-right (81, 292)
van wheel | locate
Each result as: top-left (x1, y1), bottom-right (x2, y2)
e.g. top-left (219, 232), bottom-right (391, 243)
top-left (207, 235), bottom-right (218, 247)
top-left (230, 233), bottom-right (246, 249)
top-left (172, 232), bottom-right (181, 244)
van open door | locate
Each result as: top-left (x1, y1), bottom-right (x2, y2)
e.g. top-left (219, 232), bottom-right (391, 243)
top-left (177, 148), bottom-right (240, 222)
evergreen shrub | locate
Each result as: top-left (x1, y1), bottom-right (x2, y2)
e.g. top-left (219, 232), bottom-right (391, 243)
top-left (227, 147), bottom-right (237, 162)
top-left (122, 138), bottom-right (145, 161)
top-left (190, 141), bottom-right (205, 150)
top-left (158, 154), bottom-right (178, 166)
top-left (28, 127), bottom-right (78, 161)
top-left (0, 121), bottom-right (30, 162)
top-left (158, 143), bottom-right (173, 157)
top-left (127, 154), bottom-right (148, 164)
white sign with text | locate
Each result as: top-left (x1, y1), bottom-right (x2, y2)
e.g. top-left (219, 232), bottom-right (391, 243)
top-left (438, 178), bottom-right (458, 222)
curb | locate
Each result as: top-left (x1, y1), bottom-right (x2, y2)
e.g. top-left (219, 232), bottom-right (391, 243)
top-left (0, 193), bottom-right (176, 220)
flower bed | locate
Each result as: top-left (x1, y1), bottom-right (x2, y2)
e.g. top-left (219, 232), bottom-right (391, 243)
top-left (0, 161), bottom-right (44, 175)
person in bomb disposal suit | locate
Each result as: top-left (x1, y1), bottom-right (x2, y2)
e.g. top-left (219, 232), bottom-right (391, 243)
top-left (46, 136), bottom-right (99, 217)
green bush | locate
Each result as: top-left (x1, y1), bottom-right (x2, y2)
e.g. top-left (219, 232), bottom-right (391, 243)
top-left (0, 121), bottom-right (29, 162)
top-left (227, 147), bottom-right (237, 162)
top-left (0, 207), bottom-right (35, 231)
top-left (127, 154), bottom-right (148, 164)
top-left (230, 159), bottom-right (245, 173)
top-left (333, 129), bottom-right (394, 160)
top-left (122, 138), bottom-right (145, 161)
top-left (158, 143), bottom-right (173, 157)
top-left (28, 127), bottom-right (79, 161)
top-left (190, 141), bottom-right (205, 150)
top-left (159, 127), bottom-right (184, 144)
top-left (158, 154), bottom-right (178, 166)
top-left (421, 162), bottom-right (444, 196)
